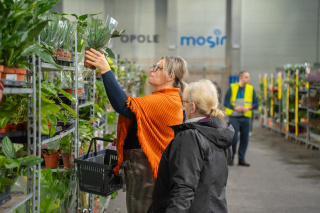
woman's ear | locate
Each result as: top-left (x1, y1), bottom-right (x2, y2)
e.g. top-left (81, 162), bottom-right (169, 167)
top-left (166, 73), bottom-right (175, 82)
top-left (191, 102), bottom-right (196, 114)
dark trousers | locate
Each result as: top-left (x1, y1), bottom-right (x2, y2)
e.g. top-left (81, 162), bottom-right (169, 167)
top-left (229, 116), bottom-right (251, 160)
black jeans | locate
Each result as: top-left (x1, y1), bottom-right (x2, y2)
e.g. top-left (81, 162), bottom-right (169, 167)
top-left (229, 116), bottom-right (251, 160)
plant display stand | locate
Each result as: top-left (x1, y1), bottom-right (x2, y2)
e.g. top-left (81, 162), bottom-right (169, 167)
top-left (262, 65), bottom-right (320, 150)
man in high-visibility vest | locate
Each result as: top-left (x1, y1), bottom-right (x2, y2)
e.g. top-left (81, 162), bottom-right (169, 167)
top-left (224, 71), bottom-right (258, 166)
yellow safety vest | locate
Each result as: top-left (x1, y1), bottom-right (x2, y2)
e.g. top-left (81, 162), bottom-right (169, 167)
top-left (225, 83), bottom-right (253, 117)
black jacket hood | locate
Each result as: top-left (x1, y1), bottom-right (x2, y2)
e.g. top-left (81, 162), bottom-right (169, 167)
top-left (170, 117), bottom-right (234, 149)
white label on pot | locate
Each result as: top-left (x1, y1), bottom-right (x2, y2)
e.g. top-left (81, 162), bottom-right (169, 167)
top-left (6, 74), bottom-right (17, 81)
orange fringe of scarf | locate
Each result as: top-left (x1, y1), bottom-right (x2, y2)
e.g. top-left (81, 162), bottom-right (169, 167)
top-left (113, 88), bottom-right (183, 178)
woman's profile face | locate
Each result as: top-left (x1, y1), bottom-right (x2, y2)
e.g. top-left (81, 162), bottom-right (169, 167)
top-left (148, 59), bottom-right (168, 88)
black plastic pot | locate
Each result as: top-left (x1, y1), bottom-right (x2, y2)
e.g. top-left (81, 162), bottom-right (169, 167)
top-left (0, 185), bottom-right (12, 206)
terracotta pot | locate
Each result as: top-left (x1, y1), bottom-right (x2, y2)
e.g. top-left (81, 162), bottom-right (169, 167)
top-left (67, 53), bottom-right (72, 59)
top-left (15, 68), bottom-right (27, 81)
top-left (96, 71), bottom-right (102, 76)
top-left (63, 89), bottom-right (83, 96)
top-left (1, 67), bottom-right (15, 79)
top-left (0, 124), bottom-right (11, 133)
top-left (0, 65), bottom-right (3, 79)
top-left (64, 51), bottom-right (69, 58)
top-left (23, 122), bottom-right (28, 131)
top-left (10, 123), bottom-right (17, 132)
top-left (61, 153), bottom-right (71, 169)
top-left (57, 49), bottom-right (64, 57)
top-left (43, 153), bottom-right (59, 168)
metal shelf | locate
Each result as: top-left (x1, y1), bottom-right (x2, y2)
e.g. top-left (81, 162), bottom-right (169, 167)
top-left (55, 56), bottom-right (75, 63)
top-left (41, 62), bottom-right (75, 72)
top-left (298, 104), bottom-right (308, 109)
top-left (3, 88), bottom-right (33, 94)
top-left (308, 108), bottom-right (320, 115)
top-left (0, 193), bottom-right (32, 213)
top-left (79, 101), bottom-right (94, 109)
top-left (298, 89), bottom-right (308, 93)
top-left (288, 108), bottom-right (295, 113)
top-left (309, 85), bottom-right (320, 89)
top-left (288, 122), bottom-right (295, 126)
top-left (42, 127), bottom-right (75, 145)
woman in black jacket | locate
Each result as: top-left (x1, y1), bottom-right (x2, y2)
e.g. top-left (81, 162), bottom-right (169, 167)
top-left (148, 80), bottom-right (234, 213)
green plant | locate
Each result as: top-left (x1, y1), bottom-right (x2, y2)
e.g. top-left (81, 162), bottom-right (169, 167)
top-left (59, 134), bottom-right (72, 153)
top-left (41, 81), bottom-right (76, 136)
top-left (0, 0), bottom-right (62, 69)
top-left (0, 94), bottom-right (28, 128)
top-left (40, 168), bottom-right (71, 212)
top-left (0, 136), bottom-right (43, 192)
top-left (85, 16), bottom-right (121, 53)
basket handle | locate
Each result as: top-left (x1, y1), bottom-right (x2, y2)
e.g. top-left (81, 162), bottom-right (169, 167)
top-left (85, 137), bottom-right (114, 160)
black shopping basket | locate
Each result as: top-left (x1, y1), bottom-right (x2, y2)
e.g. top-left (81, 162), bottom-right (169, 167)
top-left (74, 137), bottom-right (122, 196)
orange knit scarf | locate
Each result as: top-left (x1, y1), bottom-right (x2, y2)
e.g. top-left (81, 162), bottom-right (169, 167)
top-left (113, 88), bottom-right (183, 178)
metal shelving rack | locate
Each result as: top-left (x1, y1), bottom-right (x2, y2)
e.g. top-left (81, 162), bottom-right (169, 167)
top-left (263, 68), bottom-right (320, 150)
top-left (0, 55), bottom-right (38, 213)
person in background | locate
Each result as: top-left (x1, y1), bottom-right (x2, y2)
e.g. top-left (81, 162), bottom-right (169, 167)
top-left (213, 81), bottom-right (222, 104)
top-left (224, 71), bottom-right (259, 166)
top-left (148, 80), bottom-right (234, 213)
top-left (85, 49), bottom-right (188, 213)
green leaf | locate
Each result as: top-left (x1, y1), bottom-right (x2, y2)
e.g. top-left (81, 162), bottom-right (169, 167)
top-left (57, 112), bottom-right (67, 125)
top-left (55, 87), bottom-right (76, 103)
top-left (105, 48), bottom-right (115, 59)
top-left (2, 136), bottom-right (16, 158)
top-left (1, 178), bottom-right (14, 186)
top-left (27, 20), bottom-right (48, 40)
top-left (61, 103), bottom-right (77, 116)
top-left (13, 144), bottom-right (24, 153)
top-left (41, 102), bottom-right (61, 115)
top-left (41, 118), bottom-right (49, 135)
top-left (19, 156), bottom-right (43, 167)
top-left (5, 158), bottom-right (19, 169)
top-left (49, 123), bottom-right (56, 138)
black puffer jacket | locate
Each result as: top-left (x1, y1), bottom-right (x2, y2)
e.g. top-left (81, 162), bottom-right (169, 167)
top-left (148, 117), bottom-right (234, 213)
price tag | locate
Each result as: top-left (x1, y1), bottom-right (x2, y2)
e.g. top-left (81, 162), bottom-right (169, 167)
top-left (6, 74), bottom-right (17, 81)
top-left (296, 69), bottom-right (299, 75)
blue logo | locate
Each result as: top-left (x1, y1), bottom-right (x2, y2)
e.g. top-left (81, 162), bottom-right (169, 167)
top-left (180, 29), bottom-right (226, 48)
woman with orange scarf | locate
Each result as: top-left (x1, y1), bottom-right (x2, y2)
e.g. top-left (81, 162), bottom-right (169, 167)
top-left (85, 49), bottom-right (188, 213)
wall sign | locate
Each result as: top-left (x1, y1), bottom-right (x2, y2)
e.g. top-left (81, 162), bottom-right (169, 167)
top-left (120, 34), bottom-right (159, 43)
top-left (180, 29), bottom-right (226, 48)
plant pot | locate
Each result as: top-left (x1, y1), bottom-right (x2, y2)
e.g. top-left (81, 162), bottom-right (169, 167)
top-left (43, 153), bottom-right (59, 168)
top-left (0, 124), bottom-right (11, 133)
top-left (10, 123), bottom-right (17, 132)
top-left (15, 68), bottom-right (27, 81)
top-left (1, 67), bottom-right (15, 80)
top-left (63, 88), bottom-right (83, 96)
top-left (57, 49), bottom-right (64, 57)
top-left (0, 65), bottom-right (3, 79)
top-left (61, 153), bottom-right (71, 169)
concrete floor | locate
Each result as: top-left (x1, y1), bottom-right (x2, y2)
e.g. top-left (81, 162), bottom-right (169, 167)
top-left (106, 120), bottom-right (320, 213)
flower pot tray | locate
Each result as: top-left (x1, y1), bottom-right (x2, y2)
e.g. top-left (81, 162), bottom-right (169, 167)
top-left (1, 79), bottom-right (26, 87)
top-left (0, 131), bottom-right (27, 143)
top-left (56, 119), bottom-right (75, 131)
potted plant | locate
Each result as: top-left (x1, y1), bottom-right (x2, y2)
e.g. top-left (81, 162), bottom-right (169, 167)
top-left (84, 16), bottom-right (122, 70)
top-left (1, 0), bottom-right (62, 84)
top-left (59, 135), bottom-right (72, 169)
top-left (42, 139), bottom-right (60, 169)
top-left (0, 136), bottom-right (43, 205)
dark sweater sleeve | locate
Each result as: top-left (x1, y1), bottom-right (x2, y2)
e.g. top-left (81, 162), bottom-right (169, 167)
top-left (223, 87), bottom-right (234, 110)
top-left (251, 89), bottom-right (259, 110)
top-left (101, 71), bottom-right (135, 119)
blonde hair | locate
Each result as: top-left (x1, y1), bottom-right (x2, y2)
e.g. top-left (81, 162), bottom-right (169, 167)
top-left (183, 79), bottom-right (225, 120)
top-left (162, 56), bottom-right (189, 92)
